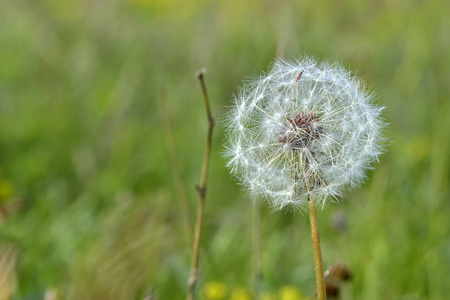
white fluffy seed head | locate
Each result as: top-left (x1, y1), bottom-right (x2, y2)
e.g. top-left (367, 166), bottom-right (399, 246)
top-left (224, 57), bottom-right (387, 212)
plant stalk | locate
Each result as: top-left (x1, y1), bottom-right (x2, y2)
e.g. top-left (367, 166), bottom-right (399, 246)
top-left (308, 197), bottom-right (327, 300)
top-left (187, 69), bottom-right (215, 300)
top-left (252, 199), bottom-right (261, 300)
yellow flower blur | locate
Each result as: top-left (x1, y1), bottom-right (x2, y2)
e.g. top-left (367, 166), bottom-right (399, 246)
top-left (202, 281), bottom-right (227, 300)
top-left (279, 285), bottom-right (305, 300)
top-left (230, 287), bottom-right (251, 300)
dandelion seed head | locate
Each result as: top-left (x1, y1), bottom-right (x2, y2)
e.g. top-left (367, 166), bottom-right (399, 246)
top-left (224, 57), bottom-right (386, 211)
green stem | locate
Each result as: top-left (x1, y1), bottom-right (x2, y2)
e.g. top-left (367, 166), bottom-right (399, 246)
top-left (252, 199), bottom-right (261, 300)
top-left (308, 197), bottom-right (327, 300)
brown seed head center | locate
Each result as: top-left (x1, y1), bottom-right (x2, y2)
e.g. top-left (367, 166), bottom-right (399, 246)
top-left (278, 112), bottom-right (323, 149)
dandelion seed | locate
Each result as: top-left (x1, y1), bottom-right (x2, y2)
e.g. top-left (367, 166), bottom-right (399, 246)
top-left (224, 57), bottom-right (386, 211)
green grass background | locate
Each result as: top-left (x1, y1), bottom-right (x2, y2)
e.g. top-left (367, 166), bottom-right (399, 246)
top-left (0, 0), bottom-right (449, 299)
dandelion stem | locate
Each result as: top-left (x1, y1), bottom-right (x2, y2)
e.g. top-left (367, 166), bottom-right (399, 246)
top-left (308, 196), bottom-right (327, 300)
top-left (187, 69), bottom-right (215, 300)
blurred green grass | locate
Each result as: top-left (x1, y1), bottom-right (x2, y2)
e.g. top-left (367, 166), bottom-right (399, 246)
top-left (0, 0), bottom-right (449, 299)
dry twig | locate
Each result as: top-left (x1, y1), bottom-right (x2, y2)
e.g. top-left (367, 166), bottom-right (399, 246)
top-left (187, 69), bottom-right (215, 300)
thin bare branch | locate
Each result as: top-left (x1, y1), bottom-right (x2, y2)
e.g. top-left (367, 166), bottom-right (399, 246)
top-left (187, 69), bottom-right (215, 300)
